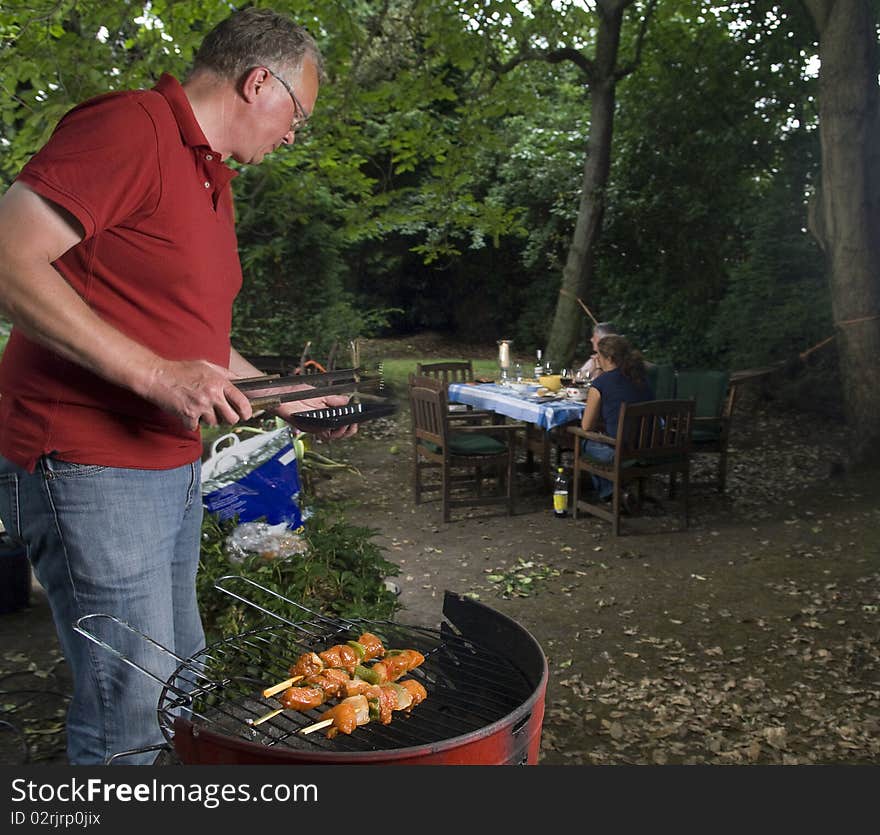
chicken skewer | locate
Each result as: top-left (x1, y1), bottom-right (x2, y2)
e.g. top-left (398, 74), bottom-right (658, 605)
top-left (261, 632), bottom-right (387, 699)
top-left (288, 632), bottom-right (386, 679)
top-left (278, 649), bottom-right (425, 712)
top-left (301, 678), bottom-right (429, 739)
top-left (250, 645), bottom-right (425, 726)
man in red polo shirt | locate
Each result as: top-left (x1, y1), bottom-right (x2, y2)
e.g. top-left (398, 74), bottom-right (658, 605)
top-left (0, 9), bottom-right (347, 764)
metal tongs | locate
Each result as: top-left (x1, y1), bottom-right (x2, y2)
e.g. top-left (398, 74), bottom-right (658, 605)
top-left (234, 367), bottom-right (383, 410)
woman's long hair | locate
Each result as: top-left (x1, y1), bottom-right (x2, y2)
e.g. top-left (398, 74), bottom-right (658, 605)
top-left (597, 335), bottom-right (647, 385)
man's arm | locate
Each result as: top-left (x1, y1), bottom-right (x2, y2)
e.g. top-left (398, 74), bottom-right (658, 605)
top-left (0, 182), bottom-right (252, 430)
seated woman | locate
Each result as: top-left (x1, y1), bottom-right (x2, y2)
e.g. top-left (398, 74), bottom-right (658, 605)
top-left (579, 335), bottom-right (654, 503)
top-left (577, 321), bottom-right (617, 382)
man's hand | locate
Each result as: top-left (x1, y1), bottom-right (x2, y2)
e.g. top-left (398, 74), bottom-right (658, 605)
top-left (279, 392), bottom-right (359, 441)
top-left (144, 359), bottom-right (253, 431)
top-left (238, 379), bottom-right (358, 441)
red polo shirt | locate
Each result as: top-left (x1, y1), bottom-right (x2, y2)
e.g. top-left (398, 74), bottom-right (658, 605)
top-left (0, 74), bottom-right (243, 472)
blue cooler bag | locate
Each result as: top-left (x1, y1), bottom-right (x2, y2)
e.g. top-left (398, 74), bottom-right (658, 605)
top-left (201, 427), bottom-right (303, 529)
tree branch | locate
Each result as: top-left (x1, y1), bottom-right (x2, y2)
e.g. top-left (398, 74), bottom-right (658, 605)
top-left (490, 46), bottom-right (594, 84)
top-left (615, 0), bottom-right (660, 80)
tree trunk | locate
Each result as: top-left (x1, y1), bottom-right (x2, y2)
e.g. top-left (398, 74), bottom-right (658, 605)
top-left (546, 2), bottom-right (625, 370)
top-left (804, 0), bottom-right (880, 465)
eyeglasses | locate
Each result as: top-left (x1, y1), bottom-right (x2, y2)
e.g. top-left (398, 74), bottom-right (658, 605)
top-left (265, 67), bottom-right (310, 132)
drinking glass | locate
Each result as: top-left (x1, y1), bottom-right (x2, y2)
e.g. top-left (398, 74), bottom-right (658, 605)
top-left (514, 363), bottom-right (524, 383)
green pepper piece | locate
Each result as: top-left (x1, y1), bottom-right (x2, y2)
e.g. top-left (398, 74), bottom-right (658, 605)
top-left (367, 696), bottom-right (380, 722)
top-left (355, 664), bottom-right (380, 685)
top-left (347, 640), bottom-right (366, 660)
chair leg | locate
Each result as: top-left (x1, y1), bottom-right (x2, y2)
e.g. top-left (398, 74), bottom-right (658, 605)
top-left (506, 449), bottom-right (515, 516)
top-left (413, 450), bottom-right (421, 504)
top-left (611, 483), bottom-right (621, 536)
top-left (572, 446), bottom-right (581, 520)
top-left (717, 450), bottom-right (728, 492)
top-left (682, 468), bottom-right (690, 530)
top-left (541, 437), bottom-right (551, 492)
top-left (442, 461), bottom-right (451, 523)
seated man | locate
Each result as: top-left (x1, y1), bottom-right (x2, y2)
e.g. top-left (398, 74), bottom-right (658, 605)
top-left (577, 321), bottom-right (617, 382)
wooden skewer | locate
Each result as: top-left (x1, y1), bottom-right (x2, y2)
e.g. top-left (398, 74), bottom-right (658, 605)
top-left (262, 675), bottom-right (303, 699)
top-left (248, 707), bottom-right (285, 727)
top-left (299, 717), bottom-right (335, 736)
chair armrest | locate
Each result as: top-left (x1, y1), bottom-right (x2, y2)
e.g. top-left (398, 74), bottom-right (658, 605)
top-left (567, 426), bottom-right (615, 445)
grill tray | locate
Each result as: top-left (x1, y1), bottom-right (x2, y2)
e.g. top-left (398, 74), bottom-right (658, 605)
top-left (292, 400), bottom-right (398, 429)
top-left (161, 617), bottom-right (532, 755)
top-left (76, 583), bottom-right (548, 764)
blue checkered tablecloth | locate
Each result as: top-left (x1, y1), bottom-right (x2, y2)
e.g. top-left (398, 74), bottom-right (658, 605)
top-left (447, 383), bottom-right (584, 431)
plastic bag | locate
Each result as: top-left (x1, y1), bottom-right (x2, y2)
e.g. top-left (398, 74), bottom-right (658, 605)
top-left (224, 521), bottom-right (308, 563)
top-left (201, 427), bottom-right (303, 529)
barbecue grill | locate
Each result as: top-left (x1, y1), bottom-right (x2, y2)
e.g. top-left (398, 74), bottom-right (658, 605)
top-left (75, 580), bottom-right (548, 765)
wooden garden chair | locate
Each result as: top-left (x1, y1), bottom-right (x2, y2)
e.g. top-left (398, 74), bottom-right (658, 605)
top-left (568, 399), bottom-right (695, 536)
top-left (409, 374), bottom-right (523, 522)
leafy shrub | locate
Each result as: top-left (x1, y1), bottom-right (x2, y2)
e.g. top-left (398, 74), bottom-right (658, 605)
top-left (197, 508), bottom-right (401, 644)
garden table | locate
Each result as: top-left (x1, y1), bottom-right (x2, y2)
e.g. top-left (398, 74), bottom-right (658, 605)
top-left (447, 382), bottom-right (585, 488)
top-left (446, 383), bottom-right (585, 430)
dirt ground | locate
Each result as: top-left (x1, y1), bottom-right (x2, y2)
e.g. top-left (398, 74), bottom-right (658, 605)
top-left (2, 335), bottom-right (879, 766)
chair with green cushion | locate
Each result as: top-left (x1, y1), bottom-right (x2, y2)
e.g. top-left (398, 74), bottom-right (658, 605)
top-left (646, 363), bottom-right (676, 400)
top-left (567, 399), bottom-right (695, 536)
top-left (674, 370), bottom-right (736, 491)
top-left (409, 374), bottom-right (523, 522)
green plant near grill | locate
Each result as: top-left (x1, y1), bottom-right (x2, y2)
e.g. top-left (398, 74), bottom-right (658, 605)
top-left (197, 507), bottom-right (401, 643)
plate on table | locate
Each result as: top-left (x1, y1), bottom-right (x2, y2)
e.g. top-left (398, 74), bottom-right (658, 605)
top-left (292, 400), bottom-right (398, 429)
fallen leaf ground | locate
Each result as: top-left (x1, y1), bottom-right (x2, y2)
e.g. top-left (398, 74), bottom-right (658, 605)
top-left (318, 335), bottom-right (880, 766)
top-left (1, 335), bottom-right (878, 766)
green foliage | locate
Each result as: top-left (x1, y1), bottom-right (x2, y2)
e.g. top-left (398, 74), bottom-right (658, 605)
top-left (0, 0), bottom-right (840, 377)
top-left (486, 557), bottom-right (560, 599)
top-left (197, 508), bottom-right (401, 644)
top-left (594, 1), bottom-right (823, 368)
top-left (707, 132), bottom-right (830, 369)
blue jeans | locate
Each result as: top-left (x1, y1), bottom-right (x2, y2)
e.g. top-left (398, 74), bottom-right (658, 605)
top-left (0, 455), bottom-right (205, 765)
top-left (581, 439), bottom-right (615, 499)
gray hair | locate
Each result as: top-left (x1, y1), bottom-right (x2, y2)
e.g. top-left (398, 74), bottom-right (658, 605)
top-left (192, 8), bottom-right (324, 83)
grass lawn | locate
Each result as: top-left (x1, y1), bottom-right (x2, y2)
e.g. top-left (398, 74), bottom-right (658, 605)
top-left (377, 357), bottom-right (498, 395)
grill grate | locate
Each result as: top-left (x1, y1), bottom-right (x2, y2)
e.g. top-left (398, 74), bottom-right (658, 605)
top-left (158, 618), bottom-right (534, 753)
